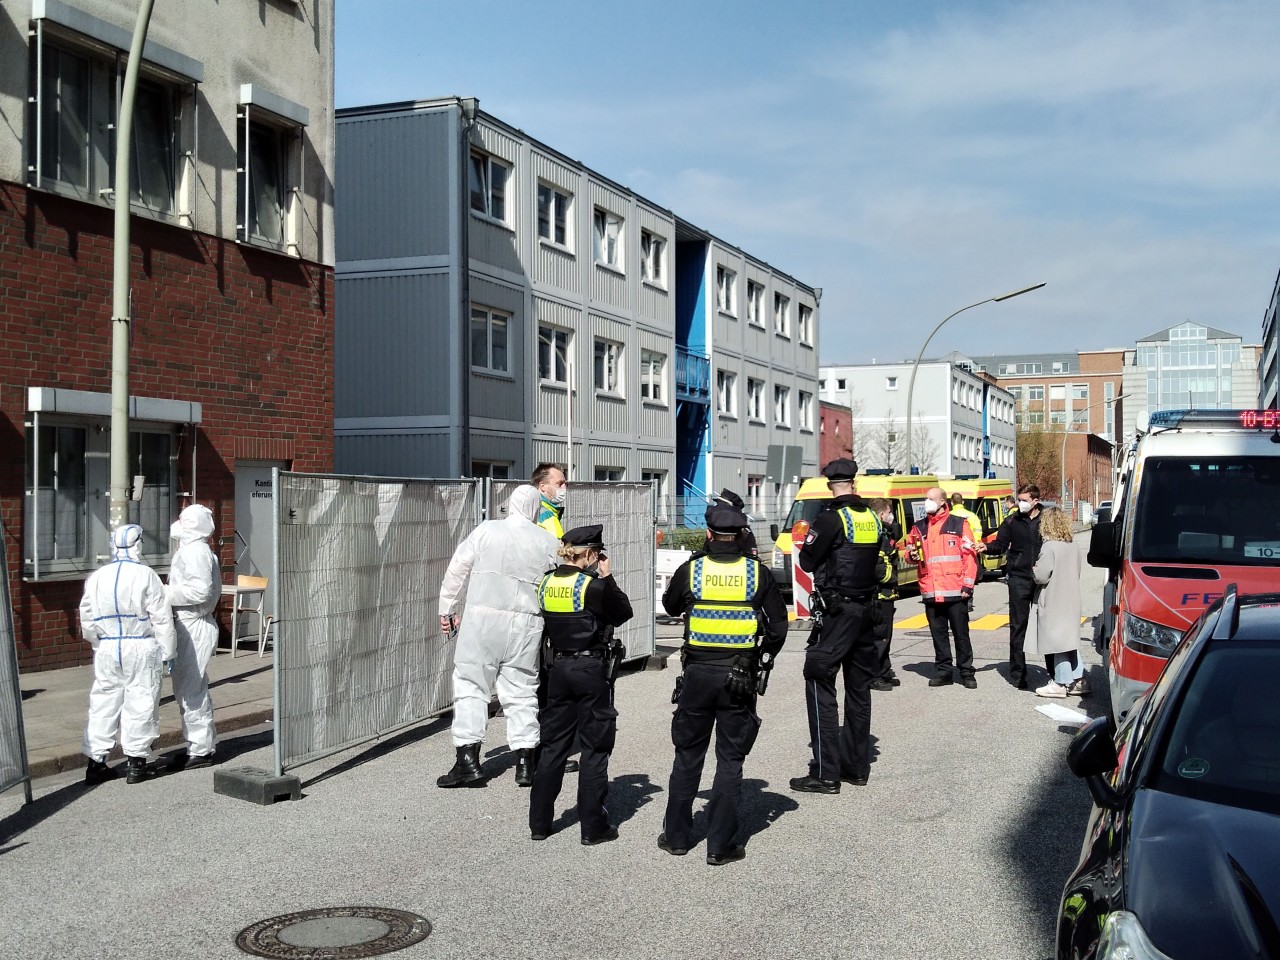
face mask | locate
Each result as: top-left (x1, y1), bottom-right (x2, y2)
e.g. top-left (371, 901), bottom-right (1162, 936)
top-left (1018, 500), bottom-right (1033, 514)
top-left (584, 560), bottom-right (600, 575)
top-left (552, 485), bottom-right (567, 506)
top-left (923, 499), bottom-right (940, 515)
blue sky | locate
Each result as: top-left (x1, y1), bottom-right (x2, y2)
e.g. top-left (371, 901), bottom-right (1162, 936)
top-left (336, 0), bottom-right (1280, 364)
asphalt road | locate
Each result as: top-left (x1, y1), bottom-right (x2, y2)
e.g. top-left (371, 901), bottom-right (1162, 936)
top-left (0, 546), bottom-right (1108, 960)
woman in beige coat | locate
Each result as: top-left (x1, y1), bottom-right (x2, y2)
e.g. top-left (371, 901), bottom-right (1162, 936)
top-left (1030, 507), bottom-right (1086, 698)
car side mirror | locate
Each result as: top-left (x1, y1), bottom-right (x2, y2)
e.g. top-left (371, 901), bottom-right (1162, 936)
top-left (1068, 716), bottom-right (1124, 810)
top-left (770, 523), bottom-right (779, 541)
top-left (1087, 522), bottom-right (1117, 569)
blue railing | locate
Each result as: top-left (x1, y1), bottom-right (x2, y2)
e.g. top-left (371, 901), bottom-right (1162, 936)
top-left (676, 347), bottom-right (710, 403)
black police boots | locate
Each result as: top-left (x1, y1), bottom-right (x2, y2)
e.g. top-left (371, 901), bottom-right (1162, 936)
top-left (514, 748), bottom-right (536, 787)
top-left (125, 756), bottom-right (155, 785)
top-left (789, 775), bottom-right (840, 794)
top-left (437, 743), bottom-right (486, 788)
top-left (84, 757), bottom-right (119, 785)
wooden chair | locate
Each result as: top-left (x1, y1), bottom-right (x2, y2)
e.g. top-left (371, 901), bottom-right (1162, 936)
top-left (231, 575), bottom-right (270, 658)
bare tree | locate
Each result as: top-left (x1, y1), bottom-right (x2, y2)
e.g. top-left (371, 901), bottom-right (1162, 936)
top-left (1016, 424), bottom-right (1061, 497)
top-left (848, 397), bottom-right (873, 466)
top-left (912, 413), bottom-right (942, 474)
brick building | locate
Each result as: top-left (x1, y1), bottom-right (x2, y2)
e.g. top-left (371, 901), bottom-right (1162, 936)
top-left (819, 400), bottom-right (852, 466)
top-left (1, 1), bottom-right (335, 670)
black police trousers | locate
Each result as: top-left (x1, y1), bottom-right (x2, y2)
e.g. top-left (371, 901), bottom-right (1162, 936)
top-left (663, 660), bottom-right (761, 858)
top-left (1006, 574), bottom-right (1035, 684)
top-left (926, 598), bottom-right (974, 679)
top-left (529, 655), bottom-right (618, 840)
top-left (872, 599), bottom-right (896, 680)
top-left (803, 600), bottom-right (876, 783)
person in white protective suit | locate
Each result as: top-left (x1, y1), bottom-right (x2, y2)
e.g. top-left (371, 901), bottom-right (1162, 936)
top-left (165, 504), bottom-right (221, 771)
top-left (437, 484), bottom-right (560, 788)
top-left (81, 524), bottom-right (177, 785)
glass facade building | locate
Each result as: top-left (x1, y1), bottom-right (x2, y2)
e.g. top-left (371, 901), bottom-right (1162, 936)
top-left (1134, 322), bottom-right (1241, 410)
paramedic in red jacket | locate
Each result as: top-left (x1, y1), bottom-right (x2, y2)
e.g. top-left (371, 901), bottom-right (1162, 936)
top-left (905, 487), bottom-right (980, 689)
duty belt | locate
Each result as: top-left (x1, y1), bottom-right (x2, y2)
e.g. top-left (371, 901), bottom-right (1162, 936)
top-left (553, 647), bottom-right (607, 659)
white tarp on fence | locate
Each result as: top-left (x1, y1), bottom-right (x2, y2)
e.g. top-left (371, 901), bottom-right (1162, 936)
top-left (273, 474), bottom-right (483, 775)
top-left (489, 480), bottom-right (656, 663)
top-left (0, 544), bottom-right (32, 802)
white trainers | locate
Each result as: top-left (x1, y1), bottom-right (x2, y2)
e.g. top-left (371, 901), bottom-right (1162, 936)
top-left (1035, 681), bottom-right (1069, 698)
top-left (1066, 678), bottom-right (1091, 697)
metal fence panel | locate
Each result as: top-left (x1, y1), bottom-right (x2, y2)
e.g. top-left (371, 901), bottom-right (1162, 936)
top-left (274, 473), bottom-right (483, 774)
top-left (0, 543), bottom-right (32, 802)
top-left (488, 480), bottom-right (656, 662)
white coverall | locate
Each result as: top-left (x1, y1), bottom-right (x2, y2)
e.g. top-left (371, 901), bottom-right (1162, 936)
top-left (439, 484), bottom-right (560, 749)
top-left (166, 505), bottom-right (220, 758)
top-left (81, 525), bottom-right (177, 761)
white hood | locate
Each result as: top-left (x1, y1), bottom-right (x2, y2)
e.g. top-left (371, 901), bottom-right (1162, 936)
top-left (507, 484), bottom-right (542, 524)
top-left (111, 524), bottom-right (145, 562)
top-left (170, 503), bottom-right (214, 544)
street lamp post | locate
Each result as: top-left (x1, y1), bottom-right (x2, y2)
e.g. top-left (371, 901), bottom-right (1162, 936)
top-left (904, 283), bottom-right (1045, 474)
top-left (1060, 393), bottom-right (1129, 513)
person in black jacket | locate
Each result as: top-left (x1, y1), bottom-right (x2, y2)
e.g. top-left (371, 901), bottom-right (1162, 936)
top-left (981, 483), bottom-right (1044, 689)
top-left (696, 489), bottom-right (759, 558)
top-left (659, 505), bottom-right (788, 866)
top-left (529, 525), bottom-right (634, 845)
top-left (867, 498), bottom-right (902, 692)
top-left (790, 459), bottom-right (895, 794)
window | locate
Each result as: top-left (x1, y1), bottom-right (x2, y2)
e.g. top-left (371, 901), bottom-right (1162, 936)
top-left (538, 326), bottom-right (570, 383)
top-left (593, 208), bottom-right (623, 269)
top-left (640, 350), bottom-right (667, 403)
top-left (1026, 411), bottom-right (1045, 425)
top-left (240, 120), bottom-right (288, 245)
top-left (536, 182), bottom-right (571, 247)
top-left (1008, 385), bottom-right (1024, 400)
top-left (818, 378), bottom-right (827, 391)
top-left (798, 304), bottom-right (813, 345)
top-left (1049, 385), bottom-right (1066, 401)
top-left (470, 307), bottom-right (509, 373)
top-left (471, 461), bottom-right (511, 479)
top-left (470, 149), bottom-right (509, 222)
top-left (716, 266), bottom-right (737, 315)
top-left (746, 378), bottom-right (764, 421)
top-left (836, 378), bottom-right (847, 391)
top-left (1072, 385), bottom-right (1089, 401)
top-left (1027, 386), bottom-right (1045, 401)
top-left (774, 385), bottom-right (791, 427)
top-left (33, 39), bottom-right (186, 217)
top-left (25, 417), bottom-right (179, 578)
top-left (798, 391), bottom-right (813, 431)
top-left (716, 370), bottom-right (737, 416)
top-left (746, 476), bottom-right (764, 514)
top-left (594, 338), bottom-right (622, 394)
top-left (886, 431), bottom-right (898, 444)
top-left (642, 469), bottom-right (668, 518)
top-left (746, 281), bottom-right (764, 326)
top-left (774, 293), bottom-right (791, 337)
top-left (594, 467), bottom-right (623, 482)
top-left (1049, 411), bottom-right (1067, 424)
top-left (1052, 361), bottom-right (1070, 373)
top-left (640, 230), bottom-right (665, 284)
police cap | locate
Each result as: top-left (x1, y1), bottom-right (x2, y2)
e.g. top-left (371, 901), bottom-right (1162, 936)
top-left (821, 458), bottom-right (859, 482)
top-left (715, 488), bottom-right (745, 510)
top-left (706, 505), bottom-right (749, 533)
top-left (562, 524), bottom-right (604, 548)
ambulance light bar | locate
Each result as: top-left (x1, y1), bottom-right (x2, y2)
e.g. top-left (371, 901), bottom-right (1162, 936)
top-left (1147, 409), bottom-right (1280, 431)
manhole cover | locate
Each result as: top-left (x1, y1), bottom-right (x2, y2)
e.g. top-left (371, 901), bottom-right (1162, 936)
top-left (236, 906), bottom-right (431, 958)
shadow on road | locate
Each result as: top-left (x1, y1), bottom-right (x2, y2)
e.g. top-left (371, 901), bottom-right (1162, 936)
top-left (301, 716), bottom-right (449, 789)
top-left (20, 687), bottom-right (42, 702)
top-left (0, 779), bottom-right (86, 849)
top-left (609, 773), bottom-right (662, 826)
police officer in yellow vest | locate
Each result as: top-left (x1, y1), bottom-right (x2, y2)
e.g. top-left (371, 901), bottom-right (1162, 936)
top-left (659, 505), bottom-right (788, 865)
top-left (529, 525), bottom-right (633, 845)
top-left (791, 458), bottom-right (895, 794)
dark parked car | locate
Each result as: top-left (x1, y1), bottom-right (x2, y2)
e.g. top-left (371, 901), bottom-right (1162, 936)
top-left (1057, 587), bottom-right (1280, 960)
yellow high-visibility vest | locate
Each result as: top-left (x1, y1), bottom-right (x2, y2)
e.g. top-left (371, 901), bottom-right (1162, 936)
top-left (539, 570), bottom-right (589, 613)
top-left (687, 556), bottom-right (759, 649)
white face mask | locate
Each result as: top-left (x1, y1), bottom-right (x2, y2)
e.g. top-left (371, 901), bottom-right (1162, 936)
top-left (923, 499), bottom-right (940, 515)
top-left (1018, 499), bottom-right (1033, 514)
top-left (552, 485), bottom-right (567, 506)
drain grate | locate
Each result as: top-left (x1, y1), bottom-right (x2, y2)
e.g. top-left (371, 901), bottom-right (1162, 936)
top-left (236, 906), bottom-right (431, 959)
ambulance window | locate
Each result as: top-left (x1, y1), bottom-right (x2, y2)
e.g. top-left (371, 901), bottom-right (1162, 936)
top-left (784, 499), bottom-right (828, 529)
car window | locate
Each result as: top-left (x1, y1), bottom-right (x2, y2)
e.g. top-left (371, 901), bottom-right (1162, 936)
top-left (1117, 620), bottom-right (1202, 786)
top-left (1153, 643), bottom-right (1280, 815)
top-left (784, 498), bottom-right (829, 530)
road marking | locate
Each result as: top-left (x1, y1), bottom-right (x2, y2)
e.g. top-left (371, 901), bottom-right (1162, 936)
top-left (969, 614), bottom-right (1010, 630)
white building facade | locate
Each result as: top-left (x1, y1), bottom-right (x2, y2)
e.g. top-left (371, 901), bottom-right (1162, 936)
top-left (819, 356), bottom-right (1016, 480)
